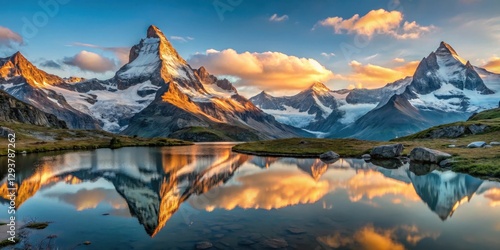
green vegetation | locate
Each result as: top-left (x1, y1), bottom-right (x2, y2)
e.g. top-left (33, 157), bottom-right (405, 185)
top-left (233, 138), bottom-right (383, 157)
top-left (0, 122), bottom-right (193, 156)
top-left (234, 108), bottom-right (500, 179)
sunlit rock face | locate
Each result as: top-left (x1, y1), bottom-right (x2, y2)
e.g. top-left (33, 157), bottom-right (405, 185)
top-left (0, 52), bottom-right (99, 129)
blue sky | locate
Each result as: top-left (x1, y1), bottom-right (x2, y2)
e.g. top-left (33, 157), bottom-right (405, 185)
top-left (1, 0), bottom-right (500, 96)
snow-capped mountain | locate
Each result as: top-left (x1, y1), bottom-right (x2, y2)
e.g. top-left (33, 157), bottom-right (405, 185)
top-left (250, 82), bottom-right (343, 131)
top-left (251, 78), bottom-right (411, 135)
top-left (335, 42), bottom-right (500, 140)
top-left (0, 52), bottom-right (99, 129)
top-left (119, 25), bottom-right (306, 140)
top-left (0, 25), bottom-right (306, 140)
top-left (408, 169), bottom-right (484, 220)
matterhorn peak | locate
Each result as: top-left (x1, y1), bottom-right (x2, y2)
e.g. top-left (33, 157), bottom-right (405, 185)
top-left (437, 41), bottom-right (459, 56)
top-left (147, 25), bottom-right (166, 39)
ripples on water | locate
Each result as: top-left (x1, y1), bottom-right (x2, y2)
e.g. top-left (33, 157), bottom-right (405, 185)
top-left (0, 143), bottom-right (499, 249)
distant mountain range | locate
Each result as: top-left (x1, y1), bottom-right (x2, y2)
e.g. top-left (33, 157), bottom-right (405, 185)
top-left (252, 42), bottom-right (500, 140)
top-left (0, 25), bottom-right (498, 141)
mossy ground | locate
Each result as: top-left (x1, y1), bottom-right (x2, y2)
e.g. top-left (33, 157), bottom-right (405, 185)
top-left (0, 122), bottom-right (192, 156)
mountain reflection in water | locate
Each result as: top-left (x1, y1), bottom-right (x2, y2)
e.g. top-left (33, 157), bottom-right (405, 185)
top-left (0, 143), bottom-right (499, 249)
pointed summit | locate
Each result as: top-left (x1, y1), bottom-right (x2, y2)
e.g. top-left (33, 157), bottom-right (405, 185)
top-left (437, 41), bottom-right (459, 56)
top-left (147, 25), bottom-right (166, 39)
top-left (309, 82), bottom-right (331, 94)
top-left (0, 52), bottom-right (62, 85)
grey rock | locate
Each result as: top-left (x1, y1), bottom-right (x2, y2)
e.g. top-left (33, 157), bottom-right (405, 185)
top-left (484, 145), bottom-right (493, 148)
top-left (467, 141), bottom-right (487, 148)
top-left (319, 151), bottom-right (340, 162)
top-left (410, 147), bottom-right (452, 163)
top-left (490, 142), bottom-right (500, 146)
top-left (287, 227), bottom-right (306, 235)
top-left (0, 90), bottom-right (67, 129)
top-left (195, 241), bottom-right (213, 250)
top-left (447, 145), bottom-right (456, 148)
top-left (468, 124), bottom-right (488, 134)
top-left (428, 125), bottom-right (465, 138)
top-left (370, 144), bottom-right (404, 158)
top-left (261, 238), bottom-right (288, 249)
top-left (238, 239), bottom-right (256, 246)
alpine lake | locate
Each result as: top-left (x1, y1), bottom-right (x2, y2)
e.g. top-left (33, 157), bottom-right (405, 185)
top-left (1, 143), bottom-right (499, 249)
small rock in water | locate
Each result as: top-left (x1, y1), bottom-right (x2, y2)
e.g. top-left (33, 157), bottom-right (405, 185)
top-left (262, 238), bottom-right (288, 249)
top-left (319, 151), bottom-right (340, 163)
top-left (467, 141), bottom-right (487, 148)
top-left (490, 142), bottom-right (500, 146)
top-left (83, 241), bottom-right (91, 245)
top-left (361, 154), bottom-right (371, 160)
top-left (196, 241), bottom-right (213, 250)
top-left (287, 227), bottom-right (306, 234)
top-left (102, 213), bottom-right (110, 216)
top-left (238, 239), bottom-right (256, 246)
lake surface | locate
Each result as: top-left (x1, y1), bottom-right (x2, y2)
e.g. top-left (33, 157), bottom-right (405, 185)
top-left (1, 143), bottom-right (499, 249)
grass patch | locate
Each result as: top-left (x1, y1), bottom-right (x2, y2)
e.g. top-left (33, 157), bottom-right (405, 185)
top-left (0, 122), bottom-right (193, 156)
top-left (233, 138), bottom-right (383, 157)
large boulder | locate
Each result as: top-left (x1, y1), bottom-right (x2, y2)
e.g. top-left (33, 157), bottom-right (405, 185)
top-left (410, 147), bottom-right (452, 163)
top-left (370, 144), bottom-right (404, 158)
top-left (319, 151), bottom-right (340, 163)
top-left (467, 141), bottom-right (487, 148)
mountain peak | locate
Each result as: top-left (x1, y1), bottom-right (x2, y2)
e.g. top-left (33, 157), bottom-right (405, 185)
top-left (147, 25), bottom-right (165, 39)
top-left (309, 82), bottom-right (331, 93)
top-left (437, 41), bottom-right (459, 56)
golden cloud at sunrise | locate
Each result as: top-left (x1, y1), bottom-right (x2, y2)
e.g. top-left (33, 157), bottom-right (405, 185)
top-left (339, 60), bottom-right (419, 89)
top-left (344, 170), bottom-right (421, 203)
top-left (317, 224), bottom-right (439, 250)
top-left (315, 9), bottom-right (435, 39)
top-left (482, 56), bottom-right (500, 73)
top-left (188, 169), bottom-right (332, 210)
top-left (188, 49), bottom-right (335, 92)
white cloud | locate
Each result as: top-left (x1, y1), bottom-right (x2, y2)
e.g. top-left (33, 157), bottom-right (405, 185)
top-left (170, 36), bottom-right (195, 43)
top-left (269, 14), bottom-right (289, 22)
top-left (321, 52), bottom-right (336, 58)
top-left (69, 42), bottom-right (130, 66)
top-left (63, 50), bottom-right (116, 73)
